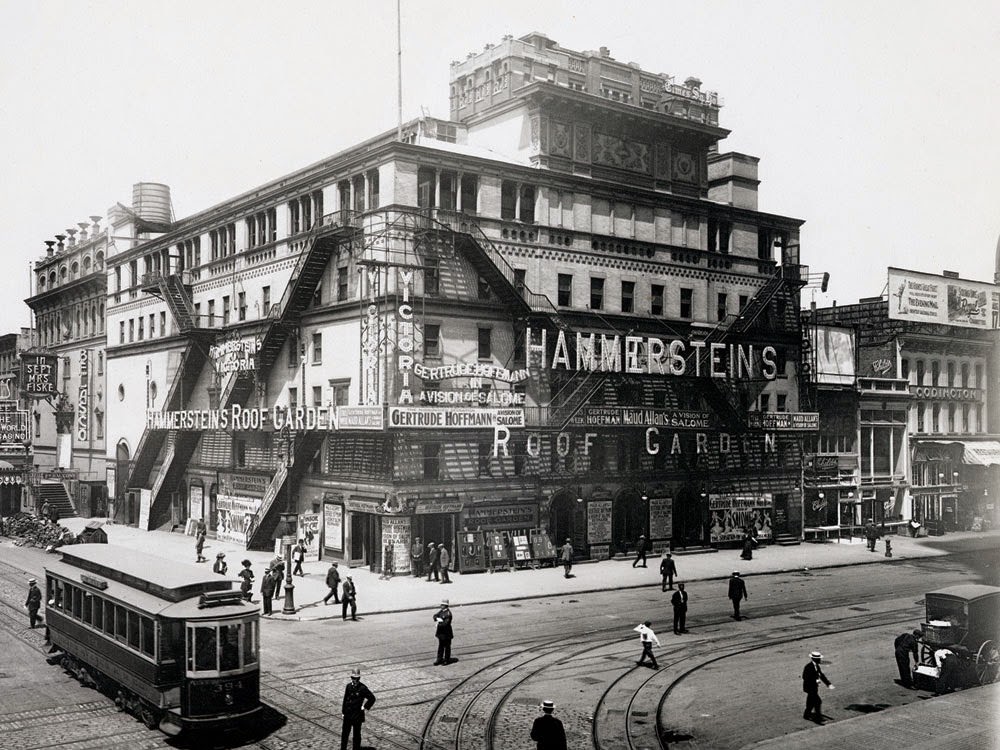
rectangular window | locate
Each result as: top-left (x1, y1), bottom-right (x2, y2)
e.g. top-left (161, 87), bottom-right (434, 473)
top-left (477, 442), bottom-right (492, 476)
top-left (962, 404), bottom-right (970, 434)
top-left (975, 363), bottom-right (984, 388)
top-left (501, 181), bottom-right (517, 220)
top-left (119, 321), bottom-right (125, 344)
top-left (916, 360), bottom-right (925, 386)
top-left (128, 319), bottom-right (134, 342)
top-left (738, 294), bottom-right (749, 312)
top-left (932, 403), bottom-right (940, 432)
top-left (337, 267), bottom-right (348, 301)
top-left (717, 292), bottom-right (728, 322)
top-left (91, 594), bottom-right (103, 630)
top-left (759, 393), bottom-right (770, 412)
top-left (651, 284), bottom-right (664, 316)
top-left (460, 175), bottom-right (478, 214)
top-left (423, 442), bottom-right (441, 480)
top-left (948, 403), bottom-right (955, 433)
top-left (312, 386), bottom-right (323, 407)
top-left (960, 362), bottom-right (969, 388)
top-left (262, 286), bottom-right (271, 318)
top-left (160, 312), bottom-right (166, 337)
top-left (947, 361), bottom-right (955, 387)
top-left (425, 259), bottom-right (440, 296)
top-left (514, 268), bottom-right (526, 298)
top-left (901, 358), bottom-right (909, 380)
top-left (680, 288), bottom-right (693, 319)
top-left (208, 300), bottom-right (216, 326)
top-left (931, 360), bottom-right (940, 386)
top-left (329, 379), bottom-right (350, 406)
top-left (519, 185), bottom-right (536, 223)
top-left (917, 403), bottom-right (925, 432)
top-left (222, 296), bottom-right (230, 326)
top-left (478, 327), bottom-right (491, 359)
top-left (776, 394), bottom-right (787, 412)
top-left (621, 281), bottom-right (634, 313)
top-left (557, 274), bottom-right (572, 307)
top-left (288, 387), bottom-right (298, 411)
top-left (238, 292), bottom-right (246, 321)
top-left (137, 317), bottom-right (144, 341)
top-left (288, 331), bottom-right (300, 367)
top-left (424, 324), bottom-right (441, 358)
top-left (590, 277), bottom-right (604, 310)
top-left (115, 604), bottom-right (127, 641)
top-left (149, 314), bottom-right (155, 338)
top-left (312, 332), bottom-right (322, 364)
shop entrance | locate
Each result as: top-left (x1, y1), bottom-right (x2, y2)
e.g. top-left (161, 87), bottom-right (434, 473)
top-left (548, 492), bottom-right (585, 554)
top-left (414, 513), bottom-right (457, 554)
top-left (673, 487), bottom-right (706, 548)
top-left (350, 512), bottom-right (376, 567)
top-left (612, 491), bottom-right (647, 555)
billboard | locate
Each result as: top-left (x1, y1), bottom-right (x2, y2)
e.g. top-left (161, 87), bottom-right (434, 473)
top-left (811, 326), bottom-right (855, 385)
top-left (888, 268), bottom-right (999, 330)
top-left (20, 353), bottom-right (59, 397)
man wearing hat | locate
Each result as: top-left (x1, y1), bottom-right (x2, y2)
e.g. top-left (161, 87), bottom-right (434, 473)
top-left (632, 534), bottom-right (648, 568)
top-left (801, 651), bottom-right (833, 722)
top-left (427, 540), bottom-right (440, 582)
top-left (864, 518), bottom-right (880, 551)
top-left (433, 599), bottom-right (453, 665)
top-left (727, 571), bottom-right (748, 620)
top-left (342, 575), bottom-right (357, 621)
top-left (340, 667), bottom-right (376, 750)
top-left (411, 536), bottom-right (424, 578)
top-left (438, 543), bottom-right (451, 583)
top-left (323, 561), bottom-right (341, 605)
top-left (24, 578), bottom-right (42, 628)
top-left (212, 552), bottom-right (228, 576)
top-left (559, 538), bottom-right (573, 578)
top-left (660, 552), bottom-right (677, 591)
top-left (893, 629), bottom-right (923, 688)
top-left (530, 699), bottom-right (567, 750)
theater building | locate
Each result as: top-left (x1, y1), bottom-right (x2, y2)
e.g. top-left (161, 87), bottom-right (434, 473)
top-left (809, 266), bottom-right (1000, 534)
top-left (24, 220), bottom-right (110, 519)
top-left (103, 32), bottom-right (810, 570)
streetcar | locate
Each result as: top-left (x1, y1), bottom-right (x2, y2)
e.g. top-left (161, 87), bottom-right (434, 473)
top-left (44, 544), bottom-right (261, 735)
top-left (914, 583), bottom-right (1000, 687)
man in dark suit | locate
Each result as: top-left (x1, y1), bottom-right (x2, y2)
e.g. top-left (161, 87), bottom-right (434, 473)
top-left (727, 571), bottom-right (748, 620)
top-left (632, 534), bottom-right (648, 568)
top-left (411, 536), bottom-right (424, 577)
top-left (427, 541), bottom-right (440, 582)
top-left (342, 575), bottom-right (357, 621)
top-left (340, 667), bottom-right (376, 750)
top-left (660, 553), bottom-right (677, 591)
top-left (25, 578), bottom-right (42, 628)
top-left (434, 599), bottom-right (453, 665)
top-left (802, 651), bottom-right (833, 722)
top-left (530, 699), bottom-right (567, 750)
top-left (671, 583), bottom-right (689, 634)
top-left (260, 569), bottom-right (275, 616)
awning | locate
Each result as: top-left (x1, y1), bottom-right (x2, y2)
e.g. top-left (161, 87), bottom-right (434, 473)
top-left (960, 441), bottom-right (1000, 467)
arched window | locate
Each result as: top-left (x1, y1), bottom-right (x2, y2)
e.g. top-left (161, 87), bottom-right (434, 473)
top-left (71, 261), bottom-right (79, 278)
top-left (38, 275), bottom-right (46, 289)
top-left (82, 256), bottom-right (91, 272)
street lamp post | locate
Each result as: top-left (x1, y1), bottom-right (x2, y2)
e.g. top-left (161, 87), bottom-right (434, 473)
top-left (279, 425), bottom-right (296, 615)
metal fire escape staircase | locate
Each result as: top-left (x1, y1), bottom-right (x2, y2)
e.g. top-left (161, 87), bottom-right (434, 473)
top-left (242, 211), bottom-right (359, 550)
top-left (689, 264), bottom-right (806, 431)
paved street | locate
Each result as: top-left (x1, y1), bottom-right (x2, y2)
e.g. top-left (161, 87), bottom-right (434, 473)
top-left (0, 530), bottom-right (996, 749)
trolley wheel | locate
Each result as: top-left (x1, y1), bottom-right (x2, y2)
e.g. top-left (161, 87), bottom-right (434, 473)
top-left (139, 702), bottom-right (160, 730)
top-left (919, 642), bottom-right (936, 665)
top-left (975, 640), bottom-right (1000, 684)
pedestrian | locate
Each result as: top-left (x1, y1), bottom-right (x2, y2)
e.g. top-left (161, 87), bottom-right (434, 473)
top-left (801, 651), bottom-right (833, 722)
top-left (727, 571), bottom-right (748, 620)
top-left (864, 518), bottom-right (880, 552)
top-left (893, 629), bottom-right (922, 688)
top-left (671, 583), bottom-right (688, 634)
top-left (660, 552), bottom-right (677, 591)
top-left (292, 539), bottom-right (307, 576)
top-left (427, 541), bottom-right (440, 582)
top-left (271, 556), bottom-right (285, 599)
top-left (213, 551), bottom-right (228, 576)
top-left (25, 578), bottom-right (42, 628)
top-left (411, 536), bottom-right (424, 577)
top-left (438, 543), bottom-right (451, 583)
top-left (560, 538), bottom-right (573, 578)
top-left (632, 534), bottom-right (648, 568)
top-left (40, 501), bottom-right (50, 521)
top-left (340, 667), bottom-right (376, 750)
top-left (260, 569), bottom-right (275, 615)
top-left (323, 561), bottom-right (341, 605)
top-left (238, 559), bottom-right (254, 602)
top-left (342, 575), bottom-right (357, 621)
top-left (530, 699), bottom-right (567, 750)
top-left (740, 529), bottom-right (754, 560)
top-left (381, 540), bottom-right (394, 580)
top-left (195, 527), bottom-right (207, 563)
top-left (634, 620), bottom-right (660, 669)
top-left (433, 599), bottom-right (453, 665)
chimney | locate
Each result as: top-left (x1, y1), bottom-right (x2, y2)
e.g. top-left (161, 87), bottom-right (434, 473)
top-left (599, 46), bottom-right (610, 57)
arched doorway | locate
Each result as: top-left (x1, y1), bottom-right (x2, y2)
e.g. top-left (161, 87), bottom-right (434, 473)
top-left (673, 486), bottom-right (707, 548)
top-left (548, 490), bottom-right (584, 553)
top-left (115, 441), bottom-right (130, 524)
top-left (612, 490), bottom-right (647, 555)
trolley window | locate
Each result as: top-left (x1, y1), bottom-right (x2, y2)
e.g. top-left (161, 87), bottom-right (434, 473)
top-left (191, 626), bottom-right (218, 672)
top-left (244, 620), bottom-right (258, 666)
top-left (141, 617), bottom-right (155, 658)
top-left (127, 610), bottom-right (140, 650)
top-left (71, 585), bottom-right (82, 619)
top-left (115, 605), bottom-right (127, 641)
top-left (47, 579), bottom-right (63, 609)
top-left (103, 601), bottom-right (114, 635)
top-left (82, 591), bottom-right (93, 624)
top-left (90, 595), bottom-right (103, 630)
top-left (186, 620), bottom-right (257, 675)
top-left (219, 624), bottom-right (240, 672)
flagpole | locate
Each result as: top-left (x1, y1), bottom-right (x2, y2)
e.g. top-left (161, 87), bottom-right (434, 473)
top-left (396, 0), bottom-right (403, 141)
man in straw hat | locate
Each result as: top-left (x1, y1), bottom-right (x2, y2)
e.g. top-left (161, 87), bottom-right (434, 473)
top-left (433, 599), bottom-right (454, 665)
top-left (530, 699), bottom-right (567, 750)
top-left (340, 667), bottom-right (375, 750)
top-left (801, 650), bottom-right (834, 723)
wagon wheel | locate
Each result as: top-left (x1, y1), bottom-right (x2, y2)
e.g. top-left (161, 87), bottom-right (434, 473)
top-left (919, 642), bottom-right (936, 665)
top-left (975, 640), bottom-right (1000, 684)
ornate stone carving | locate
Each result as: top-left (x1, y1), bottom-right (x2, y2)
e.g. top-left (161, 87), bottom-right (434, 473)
top-left (574, 123), bottom-right (591, 162)
top-left (593, 131), bottom-right (650, 174)
top-left (551, 121), bottom-right (572, 157)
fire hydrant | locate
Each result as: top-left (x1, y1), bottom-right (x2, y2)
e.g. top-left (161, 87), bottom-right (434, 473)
top-left (884, 538), bottom-right (893, 558)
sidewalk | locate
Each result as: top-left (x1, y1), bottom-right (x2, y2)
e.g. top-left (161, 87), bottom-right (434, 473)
top-left (8, 519), bottom-right (1000, 620)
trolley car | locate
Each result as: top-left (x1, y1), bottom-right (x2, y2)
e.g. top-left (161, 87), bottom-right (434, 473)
top-left (914, 584), bottom-right (1000, 687)
top-left (44, 544), bottom-right (261, 735)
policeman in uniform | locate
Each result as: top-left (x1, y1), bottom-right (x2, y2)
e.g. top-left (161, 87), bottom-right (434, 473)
top-left (530, 699), bottom-right (567, 750)
top-left (340, 667), bottom-right (376, 750)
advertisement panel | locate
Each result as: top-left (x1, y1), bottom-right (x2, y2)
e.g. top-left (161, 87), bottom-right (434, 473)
top-left (0, 401), bottom-right (29, 446)
top-left (648, 497), bottom-right (673, 539)
top-left (189, 484), bottom-right (204, 522)
top-left (888, 267), bottom-right (999, 330)
top-left (587, 500), bottom-right (612, 544)
top-left (388, 407), bottom-right (524, 429)
top-left (746, 412), bottom-right (820, 431)
top-left (138, 488), bottom-right (152, 530)
top-left (708, 494), bottom-right (773, 543)
top-left (216, 494), bottom-right (263, 545)
top-left (297, 512), bottom-right (321, 562)
top-left (20, 353), bottom-right (59, 398)
top-left (77, 349), bottom-right (89, 442)
top-left (324, 502), bottom-right (344, 552)
top-left (811, 326), bottom-right (855, 385)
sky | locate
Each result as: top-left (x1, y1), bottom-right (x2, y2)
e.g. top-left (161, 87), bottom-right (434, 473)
top-left (1, 0), bottom-right (998, 329)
